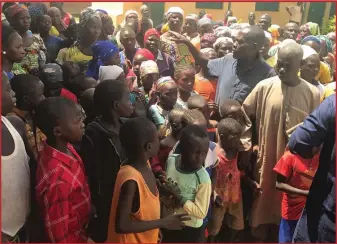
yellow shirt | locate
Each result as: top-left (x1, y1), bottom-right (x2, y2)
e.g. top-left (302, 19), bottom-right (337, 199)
top-left (49, 26), bottom-right (59, 37)
top-left (316, 62), bottom-right (332, 84)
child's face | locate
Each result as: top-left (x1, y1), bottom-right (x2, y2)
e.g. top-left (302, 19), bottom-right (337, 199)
top-left (106, 52), bottom-right (121, 66)
top-left (183, 136), bottom-right (209, 170)
top-left (220, 131), bottom-right (241, 150)
top-left (176, 69), bottom-right (195, 93)
top-left (142, 73), bottom-right (159, 93)
top-left (38, 15), bottom-right (52, 33)
top-left (116, 87), bottom-right (134, 117)
top-left (58, 105), bottom-right (85, 143)
top-left (159, 82), bottom-right (178, 109)
top-left (133, 54), bottom-right (147, 77)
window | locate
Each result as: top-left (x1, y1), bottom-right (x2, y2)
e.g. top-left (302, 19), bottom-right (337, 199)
top-left (255, 2), bottom-right (279, 12)
top-left (196, 2), bottom-right (223, 10)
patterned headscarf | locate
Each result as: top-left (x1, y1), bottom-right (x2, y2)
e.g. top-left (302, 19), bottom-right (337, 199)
top-left (227, 16), bottom-right (237, 27)
top-left (140, 60), bottom-right (159, 81)
top-left (317, 35), bottom-right (333, 53)
top-left (155, 76), bottom-right (175, 92)
top-left (78, 8), bottom-right (100, 42)
top-left (306, 22), bottom-right (320, 36)
top-left (135, 48), bottom-right (155, 61)
top-left (86, 41), bottom-right (119, 80)
top-left (200, 47), bottom-right (216, 55)
top-left (201, 33), bottom-right (217, 45)
top-left (144, 28), bottom-right (160, 43)
top-left (5, 3), bottom-right (28, 20)
top-left (125, 10), bottom-right (139, 20)
top-left (214, 26), bottom-right (231, 38)
top-left (185, 14), bottom-right (198, 22)
top-left (214, 37), bottom-right (233, 49)
top-left (301, 35), bottom-right (321, 46)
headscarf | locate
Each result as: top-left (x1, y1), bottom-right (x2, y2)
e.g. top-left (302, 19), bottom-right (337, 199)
top-left (140, 60), bottom-right (159, 81)
top-left (197, 17), bottom-right (212, 28)
top-left (268, 39), bottom-right (296, 57)
top-left (229, 23), bottom-right (242, 30)
top-left (77, 8), bottom-right (100, 43)
top-left (306, 22), bottom-right (320, 36)
top-left (186, 14), bottom-right (198, 22)
top-left (214, 37), bottom-right (233, 49)
top-left (144, 28), bottom-right (160, 43)
top-left (214, 26), bottom-right (231, 38)
top-left (28, 3), bottom-right (45, 20)
top-left (317, 35), bottom-right (333, 53)
top-left (140, 5), bottom-right (148, 14)
top-left (302, 45), bottom-right (318, 60)
top-left (166, 7), bottom-right (184, 20)
top-left (155, 76), bottom-right (175, 92)
top-left (96, 9), bottom-right (112, 25)
top-left (5, 3), bottom-right (27, 20)
top-left (269, 24), bottom-right (280, 37)
top-left (227, 16), bottom-right (237, 26)
top-left (86, 41), bottom-right (119, 80)
top-left (135, 48), bottom-right (155, 61)
top-left (98, 65), bottom-right (124, 82)
top-left (161, 23), bottom-right (169, 34)
top-left (301, 35), bottom-right (321, 46)
top-left (125, 10), bottom-right (139, 20)
top-left (201, 33), bottom-right (217, 45)
top-left (200, 47), bottom-right (216, 55)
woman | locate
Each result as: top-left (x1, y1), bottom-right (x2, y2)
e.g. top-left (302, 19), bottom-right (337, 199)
top-left (86, 41), bottom-right (120, 80)
top-left (132, 48), bottom-right (155, 86)
top-left (200, 33), bottom-right (217, 49)
top-left (213, 37), bottom-right (233, 58)
top-left (96, 9), bottom-right (117, 45)
top-left (299, 24), bottom-right (311, 41)
top-left (47, 7), bottom-right (67, 38)
top-left (214, 26), bottom-right (231, 38)
top-left (160, 7), bottom-right (195, 67)
top-left (144, 28), bottom-right (175, 78)
top-left (2, 25), bottom-right (26, 80)
top-left (116, 10), bottom-right (139, 47)
top-left (6, 3), bottom-right (46, 75)
top-left (56, 8), bottom-right (102, 73)
top-left (183, 14), bottom-right (200, 50)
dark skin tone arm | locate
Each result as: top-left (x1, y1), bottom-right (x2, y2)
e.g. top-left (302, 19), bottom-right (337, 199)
top-left (115, 180), bottom-right (189, 234)
top-left (275, 173), bottom-right (309, 196)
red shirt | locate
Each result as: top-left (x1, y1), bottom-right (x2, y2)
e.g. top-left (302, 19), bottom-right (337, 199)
top-left (36, 144), bottom-right (91, 242)
top-left (215, 152), bottom-right (241, 203)
top-left (273, 151), bottom-right (319, 220)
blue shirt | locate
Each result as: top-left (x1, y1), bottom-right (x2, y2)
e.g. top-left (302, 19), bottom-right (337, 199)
top-left (44, 35), bottom-right (64, 63)
top-left (289, 94), bottom-right (335, 243)
top-left (207, 54), bottom-right (276, 105)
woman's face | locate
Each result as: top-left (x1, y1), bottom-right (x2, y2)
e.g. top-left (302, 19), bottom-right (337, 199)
top-left (49, 9), bottom-right (62, 26)
top-left (300, 26), bottom-right (311, 39)
top-left (145, 35), bottom-right (160, 53)
top-left (217, 41), bottom-right (233, 58)
top-left (168, 13), bottom-right (183, 32)
top-left (5, 32), bottom-right (26, 62)
top-left (126, 13), bottom-right (138, 23)
top-left (159, 82), bottom-right (178, 109)
top-left (38, 15), bottom-right (52, 33)
top-left (14, 10), bottom-right (31, 32)
top-left (200, 39), bottom-right (213, 49)
top-left (103, 18), bottom-right (115, 36)
top-left (176, 69), bottom-right (195, 93)
top-left (85, 17), bottom-right (102, 43)
top-left (121, 30), bottom-right (136, 51)
top-left (185, 19), bottom-right (197, 34)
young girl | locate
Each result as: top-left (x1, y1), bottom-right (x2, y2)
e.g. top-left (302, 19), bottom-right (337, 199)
top-left (139, 60), bottom-right (159, 100)
top-left (174, 64), bottom-right (197, 109)
top-left (148, 76), bottom-right (178, 132)
top-left (107, 118), bottom-right (188, 243)
top-left (163, 124), bottom-right (212, 242)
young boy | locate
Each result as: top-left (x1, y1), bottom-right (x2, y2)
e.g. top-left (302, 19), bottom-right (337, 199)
top-left (273, 150), bottom-right (320, 243)
top-left (207, 118), bottom-right (245, 242)
top-left (80, 88), bottom-right (96, 126)
top-left (107, 117), bottom-right (189, 243)
top-left (2, 72), bottom-right (33, 243)
top-left (80, 79), bottom-right (134, 242)
top-left (64, 75), bottom-right (97, 101)
top-left (187, 95), bottom-right (218, 142)
top-left (34, 97), bottom-right (91, 242)
top-left (163, 124), bottom-right (212, 242)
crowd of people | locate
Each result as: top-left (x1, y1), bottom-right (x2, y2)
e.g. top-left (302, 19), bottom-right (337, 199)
top-left (1, 2), bottom-right (336, 243)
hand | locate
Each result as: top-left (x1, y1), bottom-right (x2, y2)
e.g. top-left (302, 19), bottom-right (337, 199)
top-left (162, 213), bottom-right (191, 230)
top-left (252, 145), bottom-right (259, 155)
top-left (157, 177), bottom-right (181, 196)
top-left (208, 102), bottom-right (219, 118)
top-left (168, 31), bottom-right (189, 43)
top-left (253, 181), bottom-right (262, 195)
top-left (214, 196), bottom-right (223, 207)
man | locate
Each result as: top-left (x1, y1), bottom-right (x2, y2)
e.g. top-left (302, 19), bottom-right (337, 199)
top-left (224, 10), bottom-right (233, 26)
top-left (50, 2), bottom-right (76, 28)
top-left (140, 4), bottom-right (153, 29)
top-left (290, 94), bottom-right (335, 243)
top-left (283, 22), bottom-right (300, 40)
top-left (286, 2), bottom-right (304, 26)
top-left (170, 25), bottom-right (276, 105)
top-left (248, 12), bottom-right (256, 26)
top-left (258, 14), bottom-right (271, 32)
top-left (243, 42), bottom-right (320, 242)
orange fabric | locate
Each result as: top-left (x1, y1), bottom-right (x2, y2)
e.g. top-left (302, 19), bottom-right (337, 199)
top-left (194, 75), bottom-right (217, 102)
top-left (107, 165), bottom-right (160, 243)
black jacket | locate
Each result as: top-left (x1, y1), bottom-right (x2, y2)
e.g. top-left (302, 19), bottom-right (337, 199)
top-left (80, 118), bottom-right (126, 242)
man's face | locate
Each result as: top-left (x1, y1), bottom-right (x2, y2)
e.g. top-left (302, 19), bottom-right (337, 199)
top-left (284, 23), bottom-right (300, 40)
top-left (233, 31), bottom-right (254, 60)
top-left (258, 16), bottom-right (270, 31)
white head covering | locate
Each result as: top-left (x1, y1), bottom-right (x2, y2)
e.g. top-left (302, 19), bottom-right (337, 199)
top-left (200, 48), bottom-right (216, 55)
top-left (125, 10), bottom-right (139, 20)
top-left (214, 26), bottom-right (231, 38)
top-left (99, 65), bottom-right (124, 82)
top-left (214, 37), bottom-right (233, 49)
top-left (302, 45), bottom-right (318, 60)
top-left (197, 17), bottom-right (212, 28)
top-left (166, 7), bottom-right (184, 19)
top-left (185, 14), bottom-right (198, 22)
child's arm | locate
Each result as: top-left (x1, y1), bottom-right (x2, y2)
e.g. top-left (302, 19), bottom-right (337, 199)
top-left (275, 173), bottom-right (309, 196)
top-left (115, 180), bottom-right (189, 234)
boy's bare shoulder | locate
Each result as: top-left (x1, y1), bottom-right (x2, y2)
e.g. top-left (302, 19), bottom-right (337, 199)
top-left (160, 135), bottom-right (176, 148)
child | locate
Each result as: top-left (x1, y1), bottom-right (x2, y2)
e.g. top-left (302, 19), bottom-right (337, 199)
top-left (163, 125), bottom-right (212, 242)
top-left (62, 61), bottom-right (82, 84)
top-left (98, 65), bottom-right (125, 82)
top-left (80, 79), bottom-right (134, 242)
top-left (273, 150), bottom-right (320, 243)
top-left (2, 72), bottom-right (33, 243)
top-left (187, 95), bottom-right (218, 142)
top-left (107, 117), bottom-right (189, 243)
top-left (148, 76), bottom-right (178, 132)
top-left (139, 60), bottom-right (159, 100)
top-left (34, 97), bottom-right (91, 242)
top-left (150, 108), bottom-right (185, 178)
top-left (207, 118), bottom-right (245, 243)
top-left (80, 88), bottom-right (96, 126)
top-left (10, 74), bottom-right (46, 160)
top-left (174, 64), bottom-right (197, 109)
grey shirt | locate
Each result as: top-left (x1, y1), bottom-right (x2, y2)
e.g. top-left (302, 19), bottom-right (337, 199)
top-left (207, 54), bottom-right (276, 105)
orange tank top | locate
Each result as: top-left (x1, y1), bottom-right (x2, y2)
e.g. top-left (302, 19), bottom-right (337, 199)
top-left (107, 165), bottom-right (160, 243)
